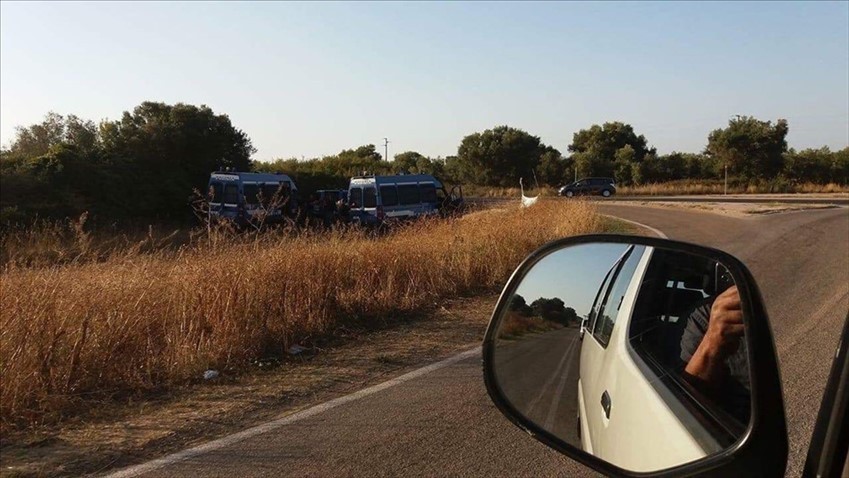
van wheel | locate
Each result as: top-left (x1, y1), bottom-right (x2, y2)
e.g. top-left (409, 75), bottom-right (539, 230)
top-left (601, 189), bottom-right (612, 198)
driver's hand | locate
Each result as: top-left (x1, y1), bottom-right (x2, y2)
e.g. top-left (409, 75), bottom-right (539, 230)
top-left (703, 285), bottom-right (744, 359)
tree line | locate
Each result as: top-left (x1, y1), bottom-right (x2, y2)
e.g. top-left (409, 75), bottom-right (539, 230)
top-left (2, 101), bottom-right (847, 224)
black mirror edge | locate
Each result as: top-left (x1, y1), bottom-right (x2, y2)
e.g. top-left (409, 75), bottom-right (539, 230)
top-left (482, 234), bottom-right (789, 478)
top-left (803, 310), bottom-right (849, 478)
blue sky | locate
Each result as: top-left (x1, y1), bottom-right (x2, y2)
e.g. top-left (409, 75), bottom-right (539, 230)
top-left (2, 1), bottom-right (847, 161)
top-left (515, 243), bottom-right (629, 318)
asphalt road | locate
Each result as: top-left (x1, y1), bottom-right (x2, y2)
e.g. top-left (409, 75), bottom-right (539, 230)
top-left (112, 205), bottom-right (848, 478)
top-left (493, 326), bottom-right (582, 446)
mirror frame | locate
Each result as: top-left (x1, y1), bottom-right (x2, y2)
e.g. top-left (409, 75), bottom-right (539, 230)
top-left (482, 234), bottom-right (788, 477)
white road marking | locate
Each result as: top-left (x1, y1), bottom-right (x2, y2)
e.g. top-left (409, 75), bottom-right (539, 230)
top-left (601, 214), bottom-right (669, 239)
top-left (543, 334), bottom-right (581, 430)
top-left (105, 346), bottom-right (482, 478)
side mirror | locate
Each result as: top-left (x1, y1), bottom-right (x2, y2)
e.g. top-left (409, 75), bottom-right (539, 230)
top-left (483, 235), bottom-right (788, 477)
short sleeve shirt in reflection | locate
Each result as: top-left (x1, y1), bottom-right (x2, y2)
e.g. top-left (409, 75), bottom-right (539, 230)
top-left (680, 299), bottom-right (752, 424)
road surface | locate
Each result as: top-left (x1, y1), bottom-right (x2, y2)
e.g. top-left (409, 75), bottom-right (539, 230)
top-left (110, 205), bottom-right (848, 477)
top-left (493, 326), bottom-right (582, 446)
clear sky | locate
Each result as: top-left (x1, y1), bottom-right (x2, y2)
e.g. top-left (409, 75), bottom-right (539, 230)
top-left (514, 243), bottom-right (630, 318)
top-left (2, 1), bottom-right (847, 161)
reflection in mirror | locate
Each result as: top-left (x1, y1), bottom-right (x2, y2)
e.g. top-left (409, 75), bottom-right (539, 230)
top-left (491, 243), bottom-right (751, 473)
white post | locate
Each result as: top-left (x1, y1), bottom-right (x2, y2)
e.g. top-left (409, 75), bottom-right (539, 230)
top-left (724, 164), bottom-right (728, 195)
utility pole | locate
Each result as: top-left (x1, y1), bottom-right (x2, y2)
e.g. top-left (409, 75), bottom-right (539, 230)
top-left (724, 163), bottom-right (728, 196)
top-left (383, 137), bottom-right (390, 162)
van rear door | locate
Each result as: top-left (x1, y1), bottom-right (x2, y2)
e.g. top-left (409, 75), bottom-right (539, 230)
top-left (222, 181), bottom-right (240, 218)
top-left (209, 181), bottom-right (224, 216)
top-left (363, 186), bottom-right (377, 219)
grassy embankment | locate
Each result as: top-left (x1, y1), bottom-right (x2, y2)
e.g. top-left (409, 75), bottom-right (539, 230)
top-left (463, 180), bottom-right (848, 198)
top-left (0, 200), bottom-right (605, 430)
top-left (614, 180), bottom-right (848, 196)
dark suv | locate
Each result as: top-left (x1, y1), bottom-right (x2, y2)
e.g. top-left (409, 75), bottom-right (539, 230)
top-left (558, 177), bottom-right (616, 197)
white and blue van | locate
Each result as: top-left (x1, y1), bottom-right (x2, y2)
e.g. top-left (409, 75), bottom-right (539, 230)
top-left (346, 174), bottom-right (463, 225)
top-left (208, 171), bottom-right (298, 225)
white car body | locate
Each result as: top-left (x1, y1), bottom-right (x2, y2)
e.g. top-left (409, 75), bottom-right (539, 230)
top-left (577, 246), bottom-right (722, 472)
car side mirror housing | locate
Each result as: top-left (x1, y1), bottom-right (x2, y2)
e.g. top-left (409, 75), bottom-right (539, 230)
top-left (482, 234), bottom-right (788, 477)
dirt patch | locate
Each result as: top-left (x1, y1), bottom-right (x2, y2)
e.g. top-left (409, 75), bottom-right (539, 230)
top-left (0, 295), bottom-right (497, 477)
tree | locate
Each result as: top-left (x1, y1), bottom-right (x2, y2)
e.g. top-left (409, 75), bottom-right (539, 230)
top-left (655, 152), bottom-right (688, 182)
top-left (508, 294), bottom-right (533, 316)
top-left (613, 145), bottom-right (636, 185)
top-left (8, 112), bottom-right (67, 158)
top-left (536, 147), bottom-right (567, 186)
top-left (456, 126), bottom-right (547, 187)
top-left (530, 297), bottom-right (572, 325)
top-left (2, 102), bottom-right (256, 222)
top-left (97, 102), bottom-right (256, 219)
top-left (563, 307), bottom-right (578, 324)
top-left (783, 147), bottom-right (833, 184)
top-left (833, 147), bottom-right (849, 184)
top-left (705, 116), bottom-right (788, 181)
top-left (442, 155), bottom-right (463, 184)
top-left (7, 112), bottom-right (100, 159)
top-left (568, 122), bottom-right (656, 180)
top-left (392, 151), bottom-right (433, 174)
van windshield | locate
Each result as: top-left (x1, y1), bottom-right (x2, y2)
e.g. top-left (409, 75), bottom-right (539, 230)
top-left (210, 182), bottom-right (223, 203)
top-left (223, 184), bottom-right (239, 204)
top-left (349, 187), bottom-right (363, 207)
top-left (363, 187), bottom-right (377, 208)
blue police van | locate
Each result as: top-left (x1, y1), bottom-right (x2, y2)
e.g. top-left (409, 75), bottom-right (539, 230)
top-left (346, 174), bottom-right (463, 225)
top-left (208, 171), bottom-right (298, 225)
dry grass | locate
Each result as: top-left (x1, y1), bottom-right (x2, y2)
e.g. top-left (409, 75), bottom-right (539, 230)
top-left (0, 200), bottom-right (603, 430)
top-left (498, 312), bottom-right (561, 339)
top-left (0, 215), bottom-right (189, 269)
top-left (618, 180), bottom-right (849, 196)
top-left (461, 185), bottom-right (555, 198)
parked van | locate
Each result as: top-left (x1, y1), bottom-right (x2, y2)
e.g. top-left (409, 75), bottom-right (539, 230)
top-left (208, 171), bottom-right (298, 225)
top-left (346, 174), bottom-right (463, 225)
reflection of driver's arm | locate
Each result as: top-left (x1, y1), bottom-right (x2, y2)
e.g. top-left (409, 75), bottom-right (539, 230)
top-left (682, 286), bottom-right (744, 392)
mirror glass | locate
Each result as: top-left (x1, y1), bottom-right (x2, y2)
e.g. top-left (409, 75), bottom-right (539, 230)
top-left (491, 242), bottom-right (751, 473)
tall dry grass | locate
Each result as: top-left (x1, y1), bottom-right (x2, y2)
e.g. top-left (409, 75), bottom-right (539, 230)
top-left (0, 215), bottom-right (189, 269)
top-left (461, 185), bottom-right (555, 198)
top-left (0, 200), bottom-right (603, 429)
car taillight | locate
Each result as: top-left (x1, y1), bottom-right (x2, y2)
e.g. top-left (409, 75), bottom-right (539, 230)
top-left (377, 206), bottom-right (385, 220)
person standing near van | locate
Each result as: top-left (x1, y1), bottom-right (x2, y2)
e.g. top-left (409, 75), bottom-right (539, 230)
top-left (336, 197), bottom-right (350, 224)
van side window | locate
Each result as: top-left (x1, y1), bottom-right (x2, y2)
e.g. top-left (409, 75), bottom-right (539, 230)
top-left (380, 185), bottom-right (399, 206)
top-left (223, 184), bottom-right (239, 204)
top-left (349, 188), bottom-right (362, 207)
top-left (363, 187), bottom-right (377, 208)
top-left (261, 183), bottom-right (281, 202)
top-left (593, 246), bottom-right (645, 347)
top-left (420, 183), bottom-right (437, 203)
top-left (243, 184), bottom-right (260, 205)
top-left (398, 184), bottom-right (420, 205)
top-left (210, 183), bottom-right (223, 203)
